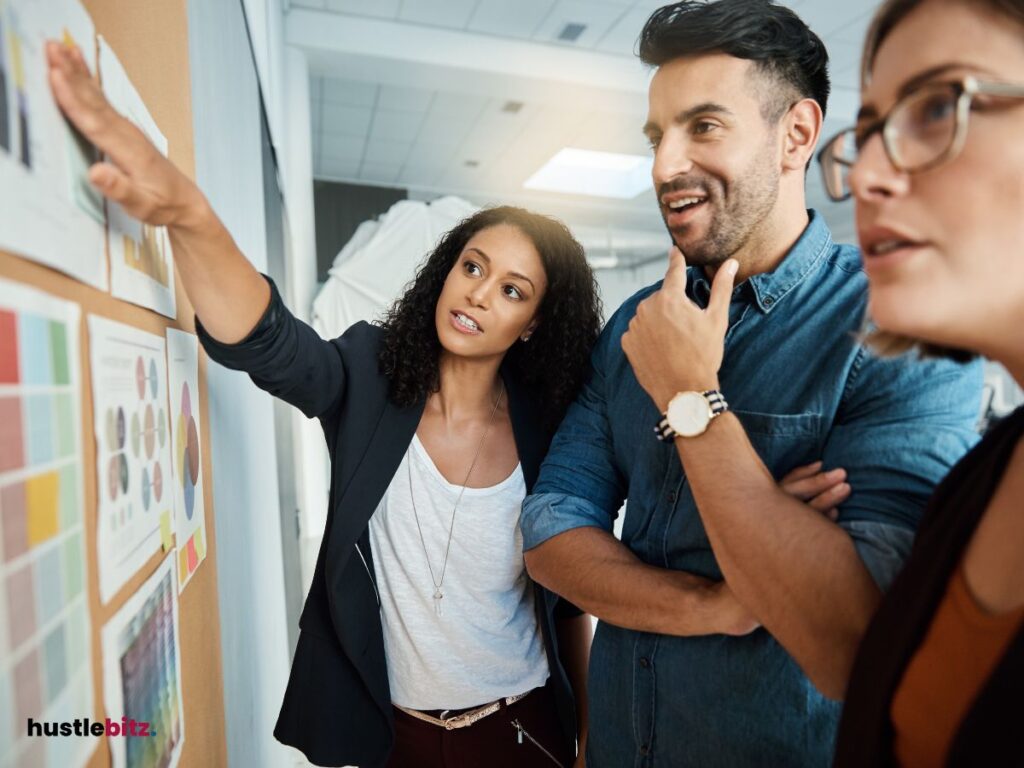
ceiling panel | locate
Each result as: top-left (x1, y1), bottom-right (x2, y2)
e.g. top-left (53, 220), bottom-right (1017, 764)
top-left (321, 103), bottom-right (373, 136)
top-left (416, 117), bottom-right (475, 148)
top-left (369, 108), bottom-right (427, 143)
top-left (398, 164), bottom-right (445, 187)
top-left (377, 84), bottom-right (435, 112)
top-left (320, 137), bottom-right (365, 162)
top-left (359, 163), bottom-right (403, 184)
top-left (594, 7), bottom-right (652, 56)
top-left (324, 0), bottom-right (401, 20)
top-left (398, 0), bottom-right (479, 30)
top-left (531, 0), bottom-right (629, 49)
top-left (319, 155), bottom-right (361, 178)
top-left (467, 0), bottom-right (557, 38)
top-left (321, 77), bottom-right (378, 107)
top-left (427, 91), bottom-right (489, 122)
top-left (363, 139), bottom-right (413, 166)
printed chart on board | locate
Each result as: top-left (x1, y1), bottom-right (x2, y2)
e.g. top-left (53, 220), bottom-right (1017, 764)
top-left (98, 37), bottom-right (176, 319)
top-left (165, 329), bottom-right (205, 592)
top-left (89, 315), bottom-right (173, 604)
top-left (0, 279), bottom-right (94, 768)
top-left (102, 554), bottom-right (184, 768)
top-left (0, 0), bottom-right (107, 290)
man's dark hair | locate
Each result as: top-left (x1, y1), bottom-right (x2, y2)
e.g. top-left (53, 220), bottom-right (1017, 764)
top-left (638, 0), bottom-right (830, 122)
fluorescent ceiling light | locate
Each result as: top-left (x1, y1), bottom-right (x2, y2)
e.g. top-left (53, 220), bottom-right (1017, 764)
top-left (523, 148), bottom-right (653, 199)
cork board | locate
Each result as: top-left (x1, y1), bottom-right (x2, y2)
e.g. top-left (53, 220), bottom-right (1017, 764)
top-left (0, 0), bottom-right (228, 765)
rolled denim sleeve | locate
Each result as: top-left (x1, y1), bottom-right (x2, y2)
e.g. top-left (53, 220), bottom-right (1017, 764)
top-left (521, 316), bottom-right (628, 551)
top-left (825, 347), bottom-right (984, 589)
top-left (838, 520), bottom-right (915, 592)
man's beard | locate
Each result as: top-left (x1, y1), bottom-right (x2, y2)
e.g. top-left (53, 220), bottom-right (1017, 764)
top-left (660, 147), bottom-right (781, 267)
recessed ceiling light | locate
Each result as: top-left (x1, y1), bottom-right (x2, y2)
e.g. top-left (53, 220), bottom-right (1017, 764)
top-left (523, 148), bottom-right (653, 199)
top-left (558, 23), bottom-right (586, 42)
top-left (464, 160), bottom-right (480, 168)
top-left (502, 100), bottom-right (524, 114)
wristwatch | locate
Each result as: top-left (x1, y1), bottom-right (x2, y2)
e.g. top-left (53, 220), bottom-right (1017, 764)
top-left (654, 390), bottom-right (729, 441)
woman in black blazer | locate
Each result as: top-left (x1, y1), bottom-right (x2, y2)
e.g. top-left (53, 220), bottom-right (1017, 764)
top-left (46, 43), bottom-right (600, 767)
top-left (817, 0), bottom-right (1024, 764)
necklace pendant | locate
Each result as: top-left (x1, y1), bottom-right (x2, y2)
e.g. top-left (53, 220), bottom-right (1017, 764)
top-left (433, 588), bottom-right (443, 616)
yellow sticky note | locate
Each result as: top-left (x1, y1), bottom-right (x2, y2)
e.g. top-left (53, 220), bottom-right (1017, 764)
top-left (27, 472), bottom-right (61, 546)
top-left (195, 527), bottom-right (206, 560)
top-left (160, 511), bottom-right (172, 551)
top-left (179, 549), bottom-right (188, 583)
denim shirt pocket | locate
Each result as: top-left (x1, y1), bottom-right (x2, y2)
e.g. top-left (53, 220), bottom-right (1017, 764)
top-left (731, 410), bottom-right (826, 474)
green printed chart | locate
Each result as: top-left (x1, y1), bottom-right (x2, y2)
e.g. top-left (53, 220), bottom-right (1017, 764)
top-left (0, 278), bottom-right (94, 768)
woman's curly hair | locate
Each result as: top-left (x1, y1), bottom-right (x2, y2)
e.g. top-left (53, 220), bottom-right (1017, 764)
top-left (378, 206), bottom-right (602, 430)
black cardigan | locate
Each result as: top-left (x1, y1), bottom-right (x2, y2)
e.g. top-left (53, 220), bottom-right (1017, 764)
top-left (197, 278), bottom-right (579, 768)
top-left (834, 406), bottom-right (1024, 767)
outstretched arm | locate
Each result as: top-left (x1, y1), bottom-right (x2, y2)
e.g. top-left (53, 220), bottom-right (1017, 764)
top-left (46, 39), bottom-right (267, 343)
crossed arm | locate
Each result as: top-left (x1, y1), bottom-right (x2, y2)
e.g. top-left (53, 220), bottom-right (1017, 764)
top-left (525, 461), bottom-right (849, 638)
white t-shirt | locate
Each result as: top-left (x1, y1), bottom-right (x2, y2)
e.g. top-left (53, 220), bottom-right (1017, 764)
top-left (367, 434), bottom-right (550, 710)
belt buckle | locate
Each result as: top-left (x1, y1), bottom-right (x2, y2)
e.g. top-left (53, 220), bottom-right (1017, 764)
top-left (440, 709), bottom-right (467, 730)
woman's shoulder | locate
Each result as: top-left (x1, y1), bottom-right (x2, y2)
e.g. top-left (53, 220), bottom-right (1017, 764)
top-left (331, 320), bottom-right (384, 355)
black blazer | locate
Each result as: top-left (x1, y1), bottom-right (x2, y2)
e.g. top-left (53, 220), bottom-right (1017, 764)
top-left (834, 406), bottom-right (1024, 767)
top-left (197, 277), bottom-right (579, 768)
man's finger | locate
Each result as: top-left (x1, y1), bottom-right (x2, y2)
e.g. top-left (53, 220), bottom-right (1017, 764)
top-left (708, 258), bottom-right (738, 318)
top-left (781, 468), bottom-right (846, 501)
top-left (807, 482), bottom-right (851, 512)
top-left (780, 461), bottom-right (824, 484)
top-left (662, 246), bottom-right (688, 296)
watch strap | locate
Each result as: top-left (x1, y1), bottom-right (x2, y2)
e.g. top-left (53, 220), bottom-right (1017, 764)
top-left (654, 390), bottom-right (729, 442)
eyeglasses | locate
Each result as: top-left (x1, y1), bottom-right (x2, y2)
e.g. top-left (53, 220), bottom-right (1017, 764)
top-left (816, 75), bottom-right (1024, 202)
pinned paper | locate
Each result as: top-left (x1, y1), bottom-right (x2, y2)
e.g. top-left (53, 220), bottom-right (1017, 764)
top-left (160, 510), bottom-right (172, 551)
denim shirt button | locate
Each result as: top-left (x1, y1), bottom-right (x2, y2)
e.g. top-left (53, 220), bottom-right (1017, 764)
top-left (640, 744), bottom-right (650, 756)
top-left (764, 295), bottom-right (775, 307)
top-left (639, 657), bottom-right (650, 668)
top-left (667, 491), bottom-right (676, 504)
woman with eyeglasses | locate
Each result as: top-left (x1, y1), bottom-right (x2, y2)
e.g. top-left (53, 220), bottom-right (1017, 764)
top-left (816, 0), bottom-right (1024, 765)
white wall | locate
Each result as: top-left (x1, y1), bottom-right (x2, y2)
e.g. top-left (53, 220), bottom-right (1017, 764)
top-left (187, 1), bottom-right (293, 766)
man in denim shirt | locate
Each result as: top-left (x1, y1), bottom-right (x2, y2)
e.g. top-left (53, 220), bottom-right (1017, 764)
top-left (521, 2), bottom-right (984, 766)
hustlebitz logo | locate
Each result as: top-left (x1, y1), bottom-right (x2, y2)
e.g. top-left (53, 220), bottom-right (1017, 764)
top-left (27, 717), bottom-right (156, 737)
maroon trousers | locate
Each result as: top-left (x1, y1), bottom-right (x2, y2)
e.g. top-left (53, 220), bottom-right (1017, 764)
top-left (385, 683), bottom-right (573, 768)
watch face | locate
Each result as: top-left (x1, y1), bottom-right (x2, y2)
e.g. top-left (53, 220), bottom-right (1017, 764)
top-left (667, 392), bottom-right (712, 437)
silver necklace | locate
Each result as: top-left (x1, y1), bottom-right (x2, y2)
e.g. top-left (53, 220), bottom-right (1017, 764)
top-left (408, 382), bottom-right (504, 616)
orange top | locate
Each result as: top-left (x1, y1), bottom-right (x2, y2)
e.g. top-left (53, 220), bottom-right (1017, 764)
top-left (891, 564), bottom-right (1024, 767)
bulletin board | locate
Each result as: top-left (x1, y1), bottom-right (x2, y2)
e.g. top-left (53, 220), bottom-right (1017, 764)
top-left (0, 0), bottom-right (228, 765)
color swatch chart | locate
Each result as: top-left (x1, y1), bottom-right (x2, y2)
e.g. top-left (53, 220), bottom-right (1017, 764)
top-left (102, 554), bottom-right (183, 768)
top-left (89, 316), bottom-right (172, 605)
top-left (0, 279), bottom-right (94, 768)
top-left (166, 328), bottom-right (205, 592)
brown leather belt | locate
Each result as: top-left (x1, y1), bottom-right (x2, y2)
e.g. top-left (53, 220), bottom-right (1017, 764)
top-left (393, 690), bottom-right (531, 730)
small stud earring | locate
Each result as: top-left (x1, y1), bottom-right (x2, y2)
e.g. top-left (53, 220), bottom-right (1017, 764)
top-left (521, 334), bottom-right (531, 342)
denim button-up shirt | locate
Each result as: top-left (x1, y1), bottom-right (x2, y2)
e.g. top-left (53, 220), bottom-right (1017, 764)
top-left (521, 212), bottom-right (983, 767)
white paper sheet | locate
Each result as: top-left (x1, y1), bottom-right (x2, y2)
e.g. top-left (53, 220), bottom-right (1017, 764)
top-left (164, 329), bottom-right (205, 592)
top-left (100, 553), bottom-right (184, 768)
top-left (98, 37), bottom-right (176, 319)
top-left (88, 315), bottom-right (173, 604)
top-left (0, 278), bottom-right (95, 768)
top-left (0, 0), bottom-right (107, 290)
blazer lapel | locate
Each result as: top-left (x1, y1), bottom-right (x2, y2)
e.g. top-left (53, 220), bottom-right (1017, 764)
top-left (503, 371), bottom-right (549, 490)
top-left (324, 396), bottom-right (424, 717)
